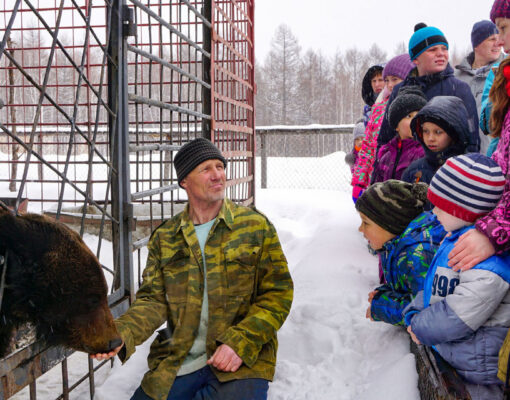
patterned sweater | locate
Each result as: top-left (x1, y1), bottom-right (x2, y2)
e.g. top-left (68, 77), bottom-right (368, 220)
top-left (370, 212), bottom-right (445, 325)
top-left (351, 98), bottom-right (389, 190)
top-left (476, 110), bottom-right (510, 254)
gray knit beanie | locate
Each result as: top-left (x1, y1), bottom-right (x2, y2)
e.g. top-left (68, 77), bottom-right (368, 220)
top-left (353, 122), bottom-right (366, 141)
top-left (174, 138), bottom-right (227, 186)
top-left (355, 180), bottom-right (429, 235)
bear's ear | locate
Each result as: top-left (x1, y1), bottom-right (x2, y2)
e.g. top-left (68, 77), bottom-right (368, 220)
top-left (0, 212), bottom-right (50, 259)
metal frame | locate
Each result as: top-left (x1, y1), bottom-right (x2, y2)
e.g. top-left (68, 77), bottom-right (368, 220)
top-left (0, 0), bottom-right (254, 398)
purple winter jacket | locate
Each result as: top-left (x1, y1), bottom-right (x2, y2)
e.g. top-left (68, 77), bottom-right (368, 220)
top-left (475, 111), bottom-right (510, 254)
top-left (371, 137), bottom-right (425, 183)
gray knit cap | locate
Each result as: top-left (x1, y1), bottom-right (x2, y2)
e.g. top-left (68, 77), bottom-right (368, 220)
top-left (353, 122), bottom-right (366, 141)
top-left (355, 180), bottom-right (429, 235)
top-left (174, 138), bottom-right (227, 186)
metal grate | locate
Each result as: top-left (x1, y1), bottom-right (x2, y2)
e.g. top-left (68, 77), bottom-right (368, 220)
top-left (0, 0), bottom-right (255, 398)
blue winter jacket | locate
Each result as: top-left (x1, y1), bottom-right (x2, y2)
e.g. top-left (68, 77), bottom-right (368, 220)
top-left (370, 211), bottom-right (446, 326)
top-left (404, 226), bottom-right (510, 385)
top-left (378, 65), bottom-right (480, 152)
top-left (401, 96), bottom-right (470, 186)
top-left (479, 63), bottom-right (498, 136)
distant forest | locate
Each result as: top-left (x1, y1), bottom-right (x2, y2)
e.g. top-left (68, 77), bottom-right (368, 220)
top-left (255, 24), bottom-right (467, 127)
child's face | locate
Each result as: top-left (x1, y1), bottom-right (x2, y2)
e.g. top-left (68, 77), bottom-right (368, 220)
top-left (421, 121), bottom-right (453, 152)
top-left (413, 45), bottom-right (449, 76)
top-left (354, 137), bottom-right (363, 150)
top-left (496, 18), bottom-right (510, 53)
top-left (396, 111), bottom-right (419, 140)
top-left (432, 207), bottom-right (470, 232)
top-left (384, 75), bottom-right (403, 94)
top-left (358, 212), bottom-right (396, 250)
top-left (371, 73), bottom-right (384, 94)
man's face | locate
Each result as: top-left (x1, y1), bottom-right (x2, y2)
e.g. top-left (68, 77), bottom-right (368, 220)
top-left (474, 34), bottom-right (501, 64)
top-left (413, 45), bottom-right (449, 76)
top-left (496, 18), bottom-right (510, 54)
top-left (181, 159), bottom-right (226, 205)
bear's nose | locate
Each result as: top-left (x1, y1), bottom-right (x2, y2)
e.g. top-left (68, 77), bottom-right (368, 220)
top-left (108, 338), bottom-right (122, 351)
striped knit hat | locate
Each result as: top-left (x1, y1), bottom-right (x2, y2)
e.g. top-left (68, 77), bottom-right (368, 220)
top-left (174, 138), bottom-right (227, 186)
top-left (428, 153), bottom-right (506, 222)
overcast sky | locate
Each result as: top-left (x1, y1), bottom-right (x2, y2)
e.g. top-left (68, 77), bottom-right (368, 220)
top-left (254, 0), bottom-right (495, 62)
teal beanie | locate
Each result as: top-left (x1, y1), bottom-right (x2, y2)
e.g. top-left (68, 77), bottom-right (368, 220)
top-left (409, 25), bottom-right (448, 60)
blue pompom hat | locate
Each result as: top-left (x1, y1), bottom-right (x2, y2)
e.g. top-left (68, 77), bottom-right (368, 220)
top-left (409, 25), bottom-right (449, 60)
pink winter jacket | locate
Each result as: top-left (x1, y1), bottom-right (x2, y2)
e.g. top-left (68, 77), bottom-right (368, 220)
top-left (475, 110), bottom-right (510, 253)
top-left (351, 98), bottom-right (389, 190)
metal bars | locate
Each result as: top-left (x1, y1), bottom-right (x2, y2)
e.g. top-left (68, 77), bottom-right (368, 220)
top-left (0, 0), bottom-right (255, 398)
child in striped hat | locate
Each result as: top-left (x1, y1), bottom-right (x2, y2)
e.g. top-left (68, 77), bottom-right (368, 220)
top-left (404, 153), bottom-right (509, 400)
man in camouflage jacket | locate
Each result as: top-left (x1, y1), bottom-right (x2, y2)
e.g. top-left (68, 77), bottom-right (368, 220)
top-left (92, 138), bottom-right (293, 400)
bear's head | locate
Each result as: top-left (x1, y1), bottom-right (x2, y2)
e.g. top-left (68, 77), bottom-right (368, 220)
top-left (0, 208), bottom-right (122, 356)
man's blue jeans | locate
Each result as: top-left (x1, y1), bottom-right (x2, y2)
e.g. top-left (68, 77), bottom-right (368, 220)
top-left (130, 366), bottom-right (269, 400)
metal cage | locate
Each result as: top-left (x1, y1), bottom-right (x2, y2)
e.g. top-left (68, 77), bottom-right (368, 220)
top-left (0, 0), bottom-right (254, 398)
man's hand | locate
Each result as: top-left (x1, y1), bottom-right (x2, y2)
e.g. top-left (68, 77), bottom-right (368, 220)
top-left (368, 290), bottom-right (378, 303)
top-left (207, 344), bottom-right (243, 372)
top-left (89, 342), bottom-right (124, 361)
top-left (407, 325), bottom-right (421, 345)
top-left (448, 229), bottom-right (495, 271)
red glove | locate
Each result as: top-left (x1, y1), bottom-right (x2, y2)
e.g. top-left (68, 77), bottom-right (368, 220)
top-left (352, 185), bottom-right (364, 204)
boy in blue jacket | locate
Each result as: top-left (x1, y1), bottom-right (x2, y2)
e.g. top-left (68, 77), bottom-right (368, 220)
top-left (355, 180), bottom-right (446, 326)
top-left (404, 153), bottom-right (509, 400)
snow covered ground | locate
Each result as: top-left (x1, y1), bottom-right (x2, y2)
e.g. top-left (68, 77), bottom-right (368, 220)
top-left (91, 189), bottom-right (420, 400)
top-left (7, 153), bottom-right (420, 399)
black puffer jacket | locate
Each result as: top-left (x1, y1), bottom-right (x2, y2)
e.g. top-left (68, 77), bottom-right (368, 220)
top-left (402, 96), bottom-right (469, 185)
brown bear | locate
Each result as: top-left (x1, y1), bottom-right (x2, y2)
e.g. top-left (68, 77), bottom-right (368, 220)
top-left (0, 205), bottom-right (122, 357)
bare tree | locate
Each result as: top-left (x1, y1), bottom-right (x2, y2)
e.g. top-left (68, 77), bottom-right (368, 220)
top-left (263, 24), bottom-right (301, 125)
top-left (366, 43), bottom-right (387, 68)
top-left (331, 50), bottom-right (347, 124)
top-left (297, 49), bottom-right (332, 124)
top-left (393, 41), bottom-right (408, 57)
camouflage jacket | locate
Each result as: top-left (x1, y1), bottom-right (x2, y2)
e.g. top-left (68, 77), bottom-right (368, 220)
top-left (115, 199), bottom-right (293, 400)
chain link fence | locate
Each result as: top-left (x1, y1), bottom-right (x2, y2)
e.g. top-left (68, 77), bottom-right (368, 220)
top-left (255, 125), bottom-right (355, 191)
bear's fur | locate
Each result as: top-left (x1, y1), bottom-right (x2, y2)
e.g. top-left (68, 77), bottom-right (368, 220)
top-left (0, 207), bottom-right (121, 357)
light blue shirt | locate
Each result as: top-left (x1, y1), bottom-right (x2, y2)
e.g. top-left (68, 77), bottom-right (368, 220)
top-left (176, 218), bottom-right (215, 376)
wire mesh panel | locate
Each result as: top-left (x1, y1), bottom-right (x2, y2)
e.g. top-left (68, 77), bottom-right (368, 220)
top-left (0, 1), bottom-right (129, 399)
top-left (211, 0), bottom-right (254, 204)
top-left (0, 0), bottom-right (255, 398)
top-left (256, 126), bottom-right (354, 191)
top-left (126, 0), bottom-right (212, 257)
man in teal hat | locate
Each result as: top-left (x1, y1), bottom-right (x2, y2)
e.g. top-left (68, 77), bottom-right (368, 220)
top-left (377, 23), bottom-right (480, 154)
